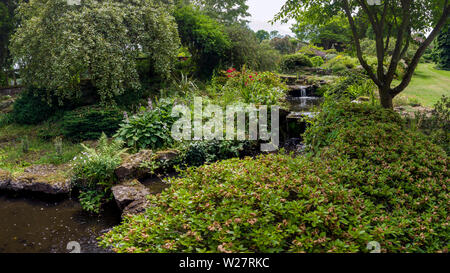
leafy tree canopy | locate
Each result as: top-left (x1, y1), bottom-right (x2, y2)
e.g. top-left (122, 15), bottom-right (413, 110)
top-left (174, 4), bottom-right (231, 77)
top-left (192, 0), bottom-right (250, 25)
top-left (292, 14), bottom-right (352, 50)
top-left (255, 29), bottom-right (270, 42)
top-left (10, 0), bottom-right (180, 104)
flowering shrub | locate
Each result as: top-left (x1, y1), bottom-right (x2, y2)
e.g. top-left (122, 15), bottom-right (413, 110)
top-left (115, 98), bottom-right (176, 151)
top-left (214, 67), bottom-right (287, 106)
top-left (99, 103), bottom-right (449, 253)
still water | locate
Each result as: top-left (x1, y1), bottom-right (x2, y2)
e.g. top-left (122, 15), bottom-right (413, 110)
top-left (0, 192), bottom-right (121, 253)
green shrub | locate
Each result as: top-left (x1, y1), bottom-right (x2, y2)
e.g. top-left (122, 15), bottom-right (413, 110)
top-left (99, 102), bottom-right (448, 253)
top-left (310, 56), bottom-right (325, 67)
top-left (280, 54), bottom-right (313, 72)
top-left (179, 140), bottom-right (252, 167)
top-left (321, 72), bottom-right (375, 101)
top-left (62, 106), bottom-right (123, 141)
top-left (297, 44), bottom-right (329, 57)
top-left (413, 95), bottom-right (450, 154)
top-left (79, 190), bottom-right (105, 214)
top-left (0, 113), bottom-right (13, 128)
top-left (322, 55), bottom-right (358, 73)
top-left (12, 88), bottom-right (55, 124)
top-left (72, 133), bottom-right (126, 213)
top-left (115, 98), bottom-right (176, 151)
top-left (214, 68), bottom-right (287, 106)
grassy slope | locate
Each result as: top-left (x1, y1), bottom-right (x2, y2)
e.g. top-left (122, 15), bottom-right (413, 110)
top-left (0, 123), bottom-right (82, 174)
top-left (394, 63), bottom-right (450, 107)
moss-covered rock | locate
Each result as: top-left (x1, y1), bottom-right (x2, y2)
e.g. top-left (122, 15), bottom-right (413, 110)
top-left (0, 165), bottom-right (70, 195)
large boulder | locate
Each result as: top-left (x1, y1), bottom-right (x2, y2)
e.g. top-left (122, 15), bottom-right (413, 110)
top-left (111, 179), bottom-right (151, 217)
top-left (0, 165), bottom-right (70, 195)
top-left (114, 150), bottom-right (154, 181)
top-left (115, 149), bottom-right (179, 181)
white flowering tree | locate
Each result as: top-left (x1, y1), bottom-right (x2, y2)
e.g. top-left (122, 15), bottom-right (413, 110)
top-left (10, 0), bottom-right (180, 104)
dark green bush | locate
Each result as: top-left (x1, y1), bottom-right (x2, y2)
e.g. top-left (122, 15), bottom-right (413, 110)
top-left (321, 72), bottom-right (375, 101)
top-left (12, 88), bottom-right (55, 124)
top-left (99, 102), bottom-right (448, 253)
top-left (62, 105), bottom-right (123, 141)
top-left (280, 53), bottom-right (313, 72)
top-left (413, 95), bottom-right (450, 154)
top-left (179, 140), bottom-right (254, 167)
top-left (310, 56), bottom-right (324, 67)
top-left (304, 101), bottom-right (403, 151)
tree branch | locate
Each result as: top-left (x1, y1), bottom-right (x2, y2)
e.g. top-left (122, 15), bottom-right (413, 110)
top-left (343, 0), bottom-right (381, 87)
top-left (392, 3), bottom-right (450, 96)
top-left (385, 0), bottom-right (411, 86)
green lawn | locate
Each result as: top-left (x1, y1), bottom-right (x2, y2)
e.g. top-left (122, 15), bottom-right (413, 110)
top-left (393, 63), bottom-right (450, 107)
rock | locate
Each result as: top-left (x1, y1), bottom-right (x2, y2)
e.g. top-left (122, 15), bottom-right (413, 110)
top-left (155, 150), bottom-right (179, 161)
top-left (0, 169), bottom-right (12, 190)
top-left (112, 179), bottom-right (151, 217)
top-left (0, 165), bottom-right (70, 195)
top-left (115, 150), bottom-right (154, 181)
top-left (115, 149), bottom-right (180, 181)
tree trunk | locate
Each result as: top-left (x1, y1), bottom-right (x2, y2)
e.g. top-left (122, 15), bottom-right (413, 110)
top-left (379, 88), bottom-right (394, 109)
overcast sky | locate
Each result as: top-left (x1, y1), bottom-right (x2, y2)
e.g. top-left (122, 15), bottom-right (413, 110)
top-left (246, 0), bottom-right (295, 36)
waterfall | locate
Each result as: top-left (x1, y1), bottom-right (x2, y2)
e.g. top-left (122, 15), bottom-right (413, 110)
top-left (300, 87), bottom-right (307, 97)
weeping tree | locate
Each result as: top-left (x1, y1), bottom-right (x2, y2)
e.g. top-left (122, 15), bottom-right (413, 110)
top-left (276, 0), bottom-right (449, 109)
top-left (10, 0), bottom-right (180, 104)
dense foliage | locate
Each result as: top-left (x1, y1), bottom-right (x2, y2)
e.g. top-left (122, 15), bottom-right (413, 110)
top-left (115, 99), bottom-right (177, 151)
top-left (434, 23), bottom-right (450, 70)
top-left (99, 102), bottom-right (449, 253)
top-left (280, 53), bottom-right (313, 72)
top-left (61, 106), bottom-right (123, 141)
top-left (192, 0), bottom-right (250, 25)
top-left (211, 68), bottom-right (287, 106)
top-left (0, 0), bottom-right (16, 81)
top-left (11, 0), bottom-right (180, 103)
top-left (12, 88), bottom-right (55, 125)
top-left (320, 72), bottom-right (375, 101)
top-left (179, 140), bottom-right (251, 167)
top-left (175, 5), bottom-right (231, 77)
top-left (413, 95), bottom-right (450, 154)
